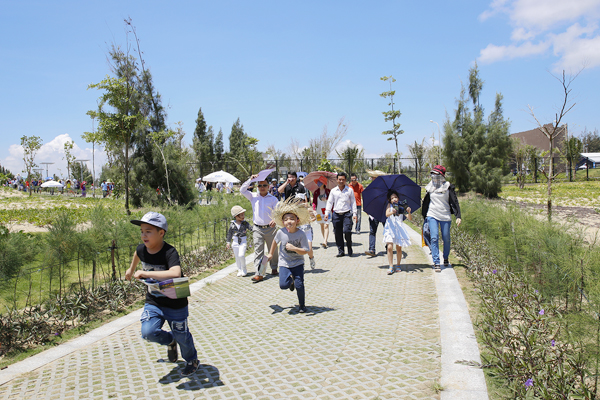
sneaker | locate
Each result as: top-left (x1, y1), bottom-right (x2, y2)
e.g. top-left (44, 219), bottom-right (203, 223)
top-left (167, 339), bottom-right (178, 362)
top-left (236, 270), bottom-right (245, 277)
top-left (434, 265), bottom-right (441, 273)
top-left (298, 306), bottom-right (308, 313)
top-left (444, 259), bottom-right (450, 266)
top-left (289, 279), bottom-right (295, 292)
top-left (309, 257), bottom-right (316, 269)
top-left (181, 359), bottom-right (199, 376)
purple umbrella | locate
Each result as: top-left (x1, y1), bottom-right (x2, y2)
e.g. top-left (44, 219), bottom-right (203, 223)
top-left (362, 174), bottom-right (421, 224)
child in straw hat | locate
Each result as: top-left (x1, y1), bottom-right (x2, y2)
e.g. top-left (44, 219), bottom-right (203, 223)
top-left (226, 205), bottom-right (251, 277)
top-left (267, 198), bottom-right (311, 313)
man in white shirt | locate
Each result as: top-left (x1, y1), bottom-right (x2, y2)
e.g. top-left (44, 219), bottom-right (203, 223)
top-left (241, 174), bottom-right (280, 282)
top-left (324, 172), bottom-right (357, 257)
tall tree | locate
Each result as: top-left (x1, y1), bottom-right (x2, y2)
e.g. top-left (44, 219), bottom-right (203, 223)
top-left (192, 108), bottom-right (214, 176)
top-left (580, 128), bottom-right (600, 152)
top-left (88, 75), bottom-right (145, 215)
top-left (336, 144), bottom-right (364, 175)
top-left (214, 129), bottom-right (224, 170)
top-left (444, 65), bottom-right (512, 197)
top-left (528, 69), bottom-right (581, 220)
top-left (563, 136), bottom-right (583, 180)
top-left (380, 76), bottom-right (403, 166)
top-left (63, 140), bottom-right (76, 180)
top-left (20, 135), bottom-right (42, 197)
top-left (408, 139), bottom-right (427, 185)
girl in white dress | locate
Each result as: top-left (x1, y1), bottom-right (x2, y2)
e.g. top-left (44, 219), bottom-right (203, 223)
top-left (382, 190), bottom-right (412, 275)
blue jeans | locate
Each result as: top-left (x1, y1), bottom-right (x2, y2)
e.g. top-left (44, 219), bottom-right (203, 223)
top-left (426, 217), bottom-right (451, 265)
top-left (279, 265), bottom-right (305, 307)
top-left (140, 303), bottom-right (198, 362)
top-left (355, 206), bottom-right (362, 232)
top-left (368, 216), bottom-right (381, 252)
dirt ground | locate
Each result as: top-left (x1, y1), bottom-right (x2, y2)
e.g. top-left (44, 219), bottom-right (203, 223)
top-left (502, 199), bottom-right (600, 244)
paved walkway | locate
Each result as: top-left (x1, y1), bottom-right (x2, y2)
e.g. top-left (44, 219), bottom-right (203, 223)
top-left (0, 218), bottom-right (487, 399)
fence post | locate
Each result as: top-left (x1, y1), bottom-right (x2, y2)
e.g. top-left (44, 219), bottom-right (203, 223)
top-left (110, 240), bottom-right (117, 280)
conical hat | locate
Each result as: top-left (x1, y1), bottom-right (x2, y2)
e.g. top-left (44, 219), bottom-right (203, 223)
top-left (366, 169), bottom-right (388, 178)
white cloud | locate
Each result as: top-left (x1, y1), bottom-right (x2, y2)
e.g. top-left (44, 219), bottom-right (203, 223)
top-left (479, 40), bottom-right (551, 63)
top-left (334, 140), bottom-right (365, 156)
top-left (478, 0), bottom-right (600, 71)
top-left (1, 134), bottom-right (106, 179)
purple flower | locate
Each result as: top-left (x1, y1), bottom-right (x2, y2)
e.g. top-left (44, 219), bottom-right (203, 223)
top-left (492, 269), bottom-right (497, 274)
top-left (535, 290), bottom-right (539, 294)
top-left (525, 378), bottom-right (533, 388)
top-left (551, 340), bottom-right (555, 347)
top-left (54, 332), bottom-right (60, 336)
top-left (539, 309), bottom-right (545, 316)
top-left (513, 294), bottom-right (517, 297)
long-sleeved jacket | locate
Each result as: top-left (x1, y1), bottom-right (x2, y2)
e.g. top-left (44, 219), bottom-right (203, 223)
top-left (421, 184), bottom-right (461, 219)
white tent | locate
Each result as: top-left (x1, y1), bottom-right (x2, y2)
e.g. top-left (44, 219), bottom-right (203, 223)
top-left (202, 170), bottom-right (240, 183)
top-left (41, 180), bottom-right (64, 188)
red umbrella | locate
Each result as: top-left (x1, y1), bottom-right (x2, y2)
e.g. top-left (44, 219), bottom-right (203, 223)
top-left (304, 171), bottom-right (338, 192)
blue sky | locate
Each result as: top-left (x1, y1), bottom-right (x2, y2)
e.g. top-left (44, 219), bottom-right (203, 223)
top-left (2, 0), bottom-right (600, 177)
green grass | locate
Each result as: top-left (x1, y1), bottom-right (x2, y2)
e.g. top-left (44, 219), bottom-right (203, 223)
top-left (499, 180), bottom-right (600, 207)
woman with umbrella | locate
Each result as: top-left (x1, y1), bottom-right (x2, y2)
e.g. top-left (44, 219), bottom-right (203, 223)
top-left (421, 165), bottom-right (461, 272)
top-left (305, 172), bottom-right (337, 248)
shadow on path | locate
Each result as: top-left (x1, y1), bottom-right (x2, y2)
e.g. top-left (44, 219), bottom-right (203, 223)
top-left (269, 304), bottom-right (336, 316)
top-left (159, 363), bottom-right (224, 391)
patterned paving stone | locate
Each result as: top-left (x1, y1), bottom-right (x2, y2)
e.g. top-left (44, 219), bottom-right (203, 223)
top-left (0, 217), bottom-right (442, 399)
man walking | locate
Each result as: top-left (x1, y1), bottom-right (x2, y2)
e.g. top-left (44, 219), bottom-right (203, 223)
top-left (365, 171), bottom-right (384, 256)
top-left (349, 173), bottom-right (364, 233)
top-left (241, 174), bottom-right (280, 282)
top-left (324, 172), bottom-right (357, 257)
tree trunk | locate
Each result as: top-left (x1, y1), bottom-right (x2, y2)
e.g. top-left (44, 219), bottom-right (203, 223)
top-left (547, 140), bottom-right (553, 221)
top-left (125, 143), bottom-right (130, 215)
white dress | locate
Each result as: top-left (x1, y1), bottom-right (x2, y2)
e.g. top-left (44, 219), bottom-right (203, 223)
top-left (382, 204), bottom-right (411, 247)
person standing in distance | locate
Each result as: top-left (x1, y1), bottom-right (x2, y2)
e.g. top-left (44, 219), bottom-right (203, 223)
top-left (240, 174), bottom-right (279, 281)
top-left (324, 172), bottom-right (357, 257)
top-left (349, 173), bottom-right (364, 233)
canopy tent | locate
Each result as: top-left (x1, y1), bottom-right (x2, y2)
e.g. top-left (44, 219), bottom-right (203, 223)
top-left (201, 170), bottom-right (240, 183)
top-left (41, 180), bottom-right (64, 188)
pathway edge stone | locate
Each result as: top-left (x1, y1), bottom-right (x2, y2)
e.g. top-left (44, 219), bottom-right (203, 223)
top-left (404, 223), bottom-right (489, 400)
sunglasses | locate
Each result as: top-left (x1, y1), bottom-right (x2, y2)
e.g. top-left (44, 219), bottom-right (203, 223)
top-left (257, 184), bottom-right (269, 187)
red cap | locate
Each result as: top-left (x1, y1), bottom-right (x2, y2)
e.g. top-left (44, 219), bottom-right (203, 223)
top-left (431, 165), bottom-right (446, 177)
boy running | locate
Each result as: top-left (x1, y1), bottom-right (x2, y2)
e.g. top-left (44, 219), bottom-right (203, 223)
top-left (267, 198), bottom-right (311, 313)
top-left (126, 212), bottom-right (199, 376)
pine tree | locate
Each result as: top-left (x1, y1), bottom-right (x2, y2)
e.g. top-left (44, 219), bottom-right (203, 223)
top-left (214, 128), bottom-right (224, 170)
top-left (444, 64), bottom-right (512, 197)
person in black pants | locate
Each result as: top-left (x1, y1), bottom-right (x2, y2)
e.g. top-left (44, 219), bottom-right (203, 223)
top-left (324, 172), bottom-right (357, 257)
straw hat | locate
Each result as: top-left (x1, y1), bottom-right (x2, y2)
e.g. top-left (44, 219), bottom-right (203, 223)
top-left (270, 198), bottom-right (311, 227)
top-left (366, 169), bottom-right (387, 178)
top-left (231, 205), bottom-right (246, 218)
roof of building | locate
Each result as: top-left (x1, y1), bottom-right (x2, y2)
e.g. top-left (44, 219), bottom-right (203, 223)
top-left (510, 123), bottom-right (567, 152)
top-left (580, 153), bottom-right (600, 163)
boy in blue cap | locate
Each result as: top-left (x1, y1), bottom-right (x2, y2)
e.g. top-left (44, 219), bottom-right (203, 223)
top-left (126, 211), bottom-right (199, 376)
